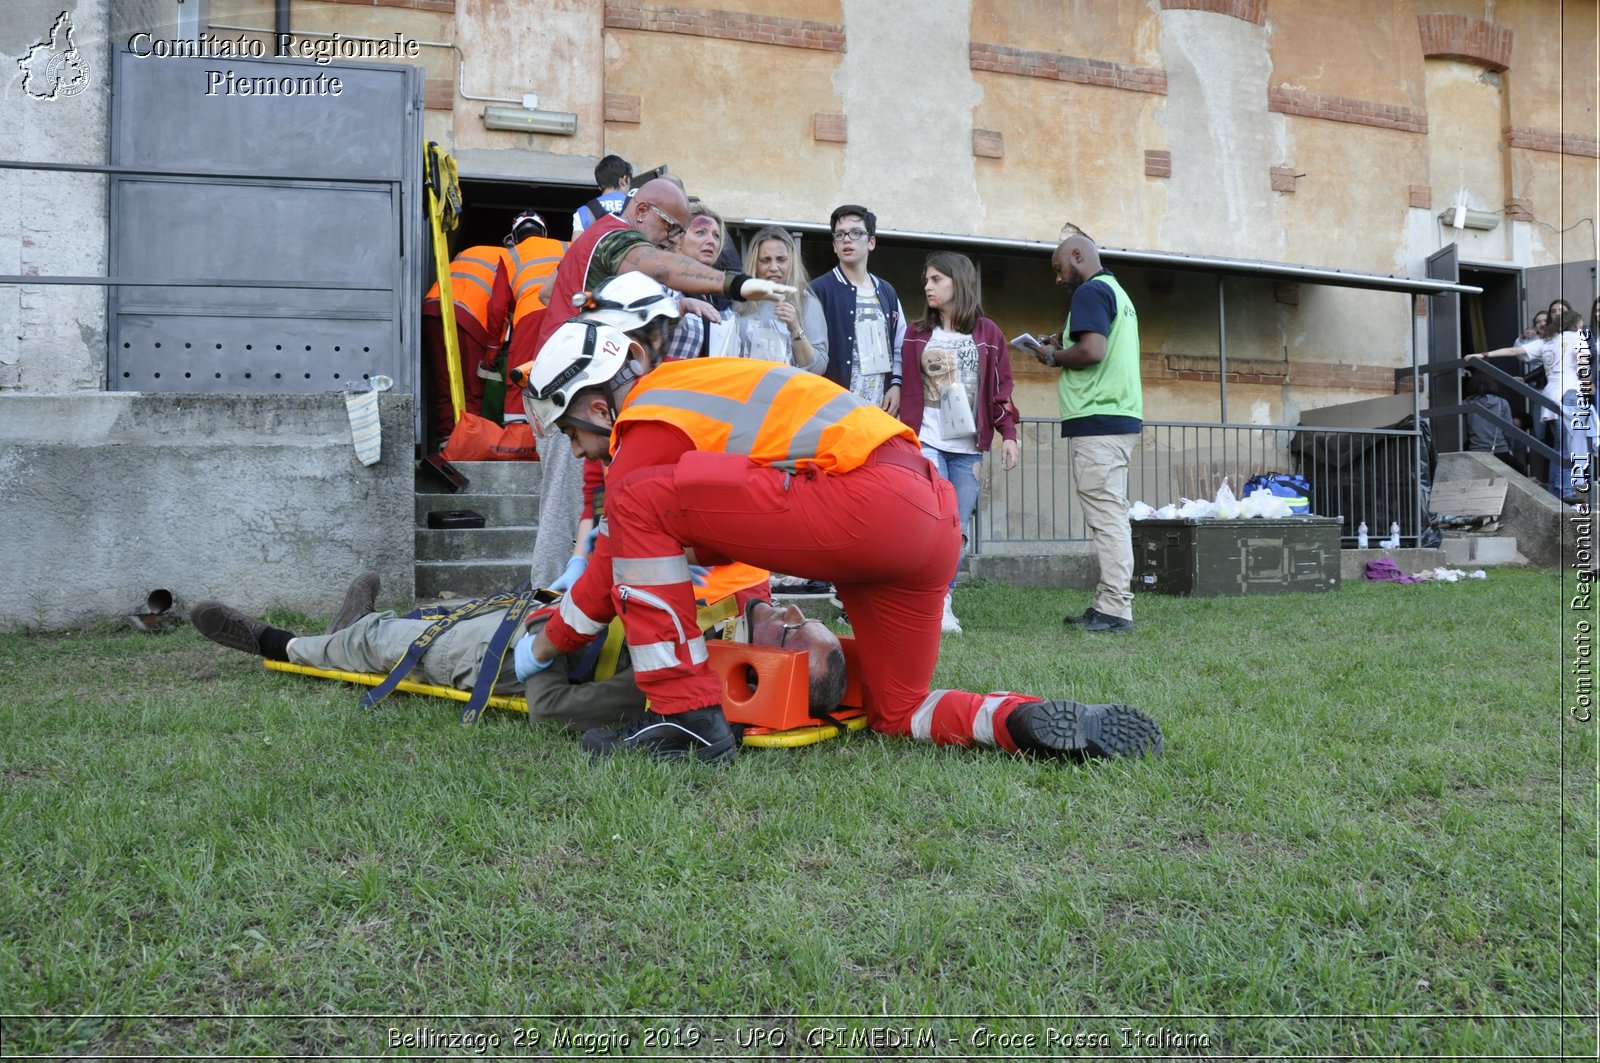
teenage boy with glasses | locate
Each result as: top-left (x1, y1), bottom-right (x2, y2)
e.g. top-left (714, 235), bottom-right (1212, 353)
top-left (808, 204), bottom-right (906, 416)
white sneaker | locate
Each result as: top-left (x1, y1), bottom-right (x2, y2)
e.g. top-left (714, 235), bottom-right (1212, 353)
top-left (941, 593), bottom-right (962, 634)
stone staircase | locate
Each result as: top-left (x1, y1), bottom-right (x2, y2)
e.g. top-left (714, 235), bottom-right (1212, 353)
top-left (1432, 451), bottom-right (1583, 569)
top-left (414, 460), bottom-right (544, 598)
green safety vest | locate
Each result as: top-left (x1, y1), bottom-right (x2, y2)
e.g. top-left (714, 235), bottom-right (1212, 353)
top-left (1058, 272), bottom-right (1143, 423)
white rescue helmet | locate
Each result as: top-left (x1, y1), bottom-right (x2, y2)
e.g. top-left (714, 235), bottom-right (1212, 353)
top-left (523, 320), bottom-right (637, 434)
top-left (507, 210), bottom-right (548, 242)
top-left (575, 272), bottom-right (680, 332)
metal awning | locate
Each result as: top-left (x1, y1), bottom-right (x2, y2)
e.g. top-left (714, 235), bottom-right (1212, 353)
top-left (736, 218), bottom-right (1483, 296)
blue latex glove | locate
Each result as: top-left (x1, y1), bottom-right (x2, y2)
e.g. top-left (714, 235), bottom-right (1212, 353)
top-left (582, 525), bottom-right (601, 555)
top-left (547, 554), bottom-right (588, 593)
top-left (513, 632), bottom-right (553, 681)
top-left (689, 564), bottom-right (709, 587)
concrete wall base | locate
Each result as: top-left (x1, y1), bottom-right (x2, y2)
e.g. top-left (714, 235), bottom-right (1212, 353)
top-left (0, 392), bottom-right (415, 631)
top-left (965, 545), bottom-right (1100, 590)
top-left (1434, 452), bottom-right (1588, 570)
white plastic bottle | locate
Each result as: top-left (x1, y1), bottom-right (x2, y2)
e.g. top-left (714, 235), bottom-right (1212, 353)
top-left (1357, 521), bottom-right (1369, 549)
top-left (1389, 522), bottom-right (1400, 543)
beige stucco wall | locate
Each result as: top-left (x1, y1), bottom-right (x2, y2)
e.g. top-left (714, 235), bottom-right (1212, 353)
top-left (601, 33), bottom-right (844, 220)
top-left (9, 0), bottom-right (1593, 413)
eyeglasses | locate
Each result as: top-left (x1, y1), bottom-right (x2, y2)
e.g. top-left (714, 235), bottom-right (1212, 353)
top-left (832, 228), bottom-right (869, 244)
top-left (778, 618), bottom-right (824, 649)
top-left (645, 203), bottom-right (685, 240)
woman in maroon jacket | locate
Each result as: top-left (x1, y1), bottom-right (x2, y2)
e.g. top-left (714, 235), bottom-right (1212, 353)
top-left (899, 251), bottom-right (1020, 633)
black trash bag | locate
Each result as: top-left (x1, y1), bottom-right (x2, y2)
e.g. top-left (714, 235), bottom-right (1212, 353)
top-left (1291, 415), bottom-right (1436, 543)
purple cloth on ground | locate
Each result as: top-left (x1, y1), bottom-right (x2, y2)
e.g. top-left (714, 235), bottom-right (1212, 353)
top-left (1365, 558), bottom-right (1423, 584)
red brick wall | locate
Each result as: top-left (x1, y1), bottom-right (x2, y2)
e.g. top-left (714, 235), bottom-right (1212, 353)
top-left (1416, 13), bottom-right (1513, 71)
top-left (1158, 0), bottom-right (1265, 26)
top-left (603, 1), bottom-right (845, 52)
top-left (969, 43), bottom-right (1167, 95)
top-left (1504, 126), bottom-right (1600, 159)
top-left (1267, 85), bottom-right (1427, 134)
top-left (320, 0), bottom-right (455, 10)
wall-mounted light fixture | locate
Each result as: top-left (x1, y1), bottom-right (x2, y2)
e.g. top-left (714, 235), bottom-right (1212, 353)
top-left (1438, 205), bottom-right (1500, 231)
top-left (483, 104), bottom-right (577, 136)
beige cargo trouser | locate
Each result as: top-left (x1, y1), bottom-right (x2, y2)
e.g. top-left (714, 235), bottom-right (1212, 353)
top-left (1068, 433), bottom-right (1137, 621)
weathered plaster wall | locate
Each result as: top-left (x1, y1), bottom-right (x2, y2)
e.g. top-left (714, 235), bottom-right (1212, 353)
top-left (1156, 9), bottom-right (1284, 262)
top-left (0, 393), bottom-right (416, 631)
top-left (834, 0), bottom-right (981, 235)
top-left (1, 0), bottom-right (110, 392)
top-left (601, 34), bottom-right (844, 220)
top-left (449, 0), bottom-right (601, 158)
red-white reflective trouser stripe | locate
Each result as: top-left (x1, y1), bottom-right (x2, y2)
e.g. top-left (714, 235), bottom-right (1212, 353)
top-left (604, 442), bottom-right (1049, 735)
top-left (907, 690), bottom-right (1044, 750)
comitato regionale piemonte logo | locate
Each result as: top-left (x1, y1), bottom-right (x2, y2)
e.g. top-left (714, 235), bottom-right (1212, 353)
top-left (17, 10), bottom-right (90, 100)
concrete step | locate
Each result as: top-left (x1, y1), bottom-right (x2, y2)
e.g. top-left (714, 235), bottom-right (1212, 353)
top-left (416, 526), bottom-right (536, 562)
top-left (1441, 534), bottom-right (1526, 566)
top-left (416, 459), bottom-right (542, 496)
top-left (1338, 547), bottom-right (1448, 581)
top-left (415, 559), bottom-right (529, 599)
top-left (415, 492), bottom-right (540, 527)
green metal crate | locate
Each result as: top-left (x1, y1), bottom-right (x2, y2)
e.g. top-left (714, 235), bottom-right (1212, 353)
top-left (1132, 517), bottom-right (1342, 597)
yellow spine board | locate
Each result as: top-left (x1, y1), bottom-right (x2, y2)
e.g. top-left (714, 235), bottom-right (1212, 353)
top-left (264, 659), bottom-right (527, 714)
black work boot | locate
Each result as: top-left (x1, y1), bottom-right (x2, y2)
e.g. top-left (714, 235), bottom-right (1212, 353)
top-left (190, 601), bottom-right (295, 661)
top-left (1005, 700), bottom-right (1163, 759)
top-left (325, 570), bottom-right (380, 634)
top-left (581, 706), bottom-right (737, 764)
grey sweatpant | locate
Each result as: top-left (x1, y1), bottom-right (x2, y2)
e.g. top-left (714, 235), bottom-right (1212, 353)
top-left (287, 610), bottom-right (644, 732)
top-left (528, 418), bottom-right (587, 590)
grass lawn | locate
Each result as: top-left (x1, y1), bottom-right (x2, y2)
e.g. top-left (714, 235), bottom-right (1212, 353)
top-left (0, 569), bottom-right (1594, 1059)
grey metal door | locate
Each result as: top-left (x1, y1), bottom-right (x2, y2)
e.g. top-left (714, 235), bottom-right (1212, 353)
top-left (1525, 260), bottom-right (1599, 324)
top-left (1426, 243), bottom-right (1461, 451)
top-left (108, 50), bottom-right (422, 394)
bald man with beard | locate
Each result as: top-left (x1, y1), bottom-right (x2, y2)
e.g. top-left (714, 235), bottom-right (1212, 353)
top-left (522, 178), bottom-right (795, 589)
top-left (1030, 236), bottom-right (1144, 634)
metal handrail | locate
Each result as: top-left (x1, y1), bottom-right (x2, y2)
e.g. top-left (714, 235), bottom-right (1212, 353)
top-left (1422, 355), bottom-right (1563, 464)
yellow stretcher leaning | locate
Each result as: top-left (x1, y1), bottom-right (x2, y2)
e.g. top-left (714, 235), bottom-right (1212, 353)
top-left (263, 636), bottom-right (869, 748)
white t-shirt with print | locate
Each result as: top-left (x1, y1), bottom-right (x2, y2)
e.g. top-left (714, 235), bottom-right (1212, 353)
top-left (918, 327), bottom-right (980, 454)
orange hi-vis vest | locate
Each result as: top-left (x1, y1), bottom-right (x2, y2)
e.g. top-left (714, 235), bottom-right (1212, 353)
top-left (614, 358), bottom-right (916, 474)
top-left (506, 235), bottom-right (569, 326)
top-left (425, 245), bottom-right (511, 332)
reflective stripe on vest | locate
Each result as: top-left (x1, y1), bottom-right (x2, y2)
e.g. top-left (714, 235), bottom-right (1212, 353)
top-left (614, 358), bottom-right (915, 474)
top-left (506, 236), bottom-right (570, 325)
top-left (424, 246), bottom-right (509, 329)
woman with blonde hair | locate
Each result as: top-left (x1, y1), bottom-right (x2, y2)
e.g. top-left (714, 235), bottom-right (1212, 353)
top-left (734, 226), bottom-right (828, 373)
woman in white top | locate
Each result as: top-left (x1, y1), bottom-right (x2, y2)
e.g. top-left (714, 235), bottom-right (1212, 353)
top-left (733, 226), bottom-right (828, 374)
top-left (1472, 308), bottom-right (1586, 500)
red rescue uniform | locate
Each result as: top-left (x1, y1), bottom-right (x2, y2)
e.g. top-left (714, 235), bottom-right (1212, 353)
top-left (543, 359), bottom-right (1046, 749)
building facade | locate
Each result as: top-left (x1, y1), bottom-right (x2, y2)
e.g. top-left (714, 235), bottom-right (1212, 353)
top-left (1, 0), bottom-right (1596, 626)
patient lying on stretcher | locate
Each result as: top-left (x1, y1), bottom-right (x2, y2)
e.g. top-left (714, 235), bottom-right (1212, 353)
top-left (188, 570), bottom-right (847, 734)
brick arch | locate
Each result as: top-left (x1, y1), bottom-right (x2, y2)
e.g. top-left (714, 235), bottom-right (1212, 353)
top-left (1157, 0), bottom-right (1266, 25)
top-left (1417, 13), bottom-right (1513, 71)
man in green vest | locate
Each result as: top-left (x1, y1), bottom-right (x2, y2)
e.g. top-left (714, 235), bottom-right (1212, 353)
top-left (1032, 235), bottom-right (1143, 633)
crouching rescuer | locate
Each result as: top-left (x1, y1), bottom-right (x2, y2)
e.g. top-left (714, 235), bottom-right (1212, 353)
top-left (518, 317), bottom-right (1164, 764)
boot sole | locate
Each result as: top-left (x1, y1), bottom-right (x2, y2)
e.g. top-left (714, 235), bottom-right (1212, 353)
top-left (190, 601), bottom-right (267, 656)
top-left (1028, 700), bottom-right (1163, 758)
